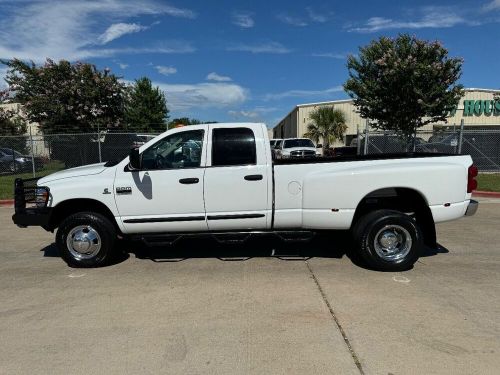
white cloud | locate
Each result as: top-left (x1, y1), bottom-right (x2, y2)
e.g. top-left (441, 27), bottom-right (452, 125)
top-left (312, 52), bottom-right (346, 59)
top-left (206, 72), bottom-right (232, 82)
top-left (484, 0), bottom-right (500, 10)
top-left (306, 7), bottom-right (328, 23)
top-left (66, 43), bottom-right (195, 60)
top-left (349, 7), bottom-right (475, 33)
top-left (277, 14), bottom-right (308, 27)
top-left (118, 62), bottom-right (129, 69)
top-left (155, 65), bottom-right (177, 76)
top-left (98, 23), bottom-right (147, 44)
top-left (228, 107), bottom-right (277, 119)
top-left (0, 0), bottom-right (196, 62)
top-left (264, 86), bottom-right (344, 101)
top-left (232, 11), bottom-right (254, 28)
top-left (155, 82), bottom-right (248, 110)
top-left (228, 110), bottom-right (260, 119)
top-left (227, 41), bottom-right (291, 54)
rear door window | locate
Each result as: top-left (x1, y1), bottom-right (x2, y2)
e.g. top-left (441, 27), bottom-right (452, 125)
top-left (212, 128), bottom-right (256, 166)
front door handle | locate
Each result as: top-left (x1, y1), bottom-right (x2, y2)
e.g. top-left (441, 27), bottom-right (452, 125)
top-left (179, 178), bottom-right (199, 184)
top-left (244, 174), bottom-right (263, 181)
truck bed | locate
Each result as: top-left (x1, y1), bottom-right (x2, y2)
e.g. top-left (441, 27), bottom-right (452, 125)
top-left (273, 152), bottom-right (455, 165)
top-left (272, 153), bottom-right (472, 230)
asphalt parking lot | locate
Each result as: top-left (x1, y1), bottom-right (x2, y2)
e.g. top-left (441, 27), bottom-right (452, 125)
top-left (1, 198), bottom-right (499, 375)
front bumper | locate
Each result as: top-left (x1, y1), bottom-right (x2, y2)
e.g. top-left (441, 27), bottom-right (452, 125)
top-left (465, 199), bottom-right (479, 216)
top-left (12, 208), bottom-right (52, 228)
top-left (12, 177), bottom-right (51, 228)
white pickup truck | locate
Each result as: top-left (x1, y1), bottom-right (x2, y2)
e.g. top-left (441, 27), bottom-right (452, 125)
top-left (13, 123), bottom-right (478, 271)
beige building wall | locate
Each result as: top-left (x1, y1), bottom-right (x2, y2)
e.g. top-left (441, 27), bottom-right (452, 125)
top-left (435, 89), bottom-right (500, 127)
top-left (0, 102), bottom-right (41, 136)
top-left (273, 89), bottom-right (500, 146)
top-left (0, 102), bottom-right (48, 156)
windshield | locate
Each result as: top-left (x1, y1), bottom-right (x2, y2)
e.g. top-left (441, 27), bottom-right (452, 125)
top-left (284, 139), bottom-right (315, 148)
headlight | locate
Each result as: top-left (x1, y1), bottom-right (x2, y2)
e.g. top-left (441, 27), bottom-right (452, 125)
top-left (34, 187), bottom-right (50, 208)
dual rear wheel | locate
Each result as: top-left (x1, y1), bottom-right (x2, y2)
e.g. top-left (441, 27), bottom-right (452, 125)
top-left (352, 209), bottom-right (423, 271)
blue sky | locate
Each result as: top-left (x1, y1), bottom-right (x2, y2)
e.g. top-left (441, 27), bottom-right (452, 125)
top-left (0, 0), bottom-right (499, 128)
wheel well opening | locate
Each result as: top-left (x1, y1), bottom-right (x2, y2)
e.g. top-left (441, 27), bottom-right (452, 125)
top-left (352, 188), bottom-right (436, 248)
top-left (49, 199), bottom-right (119, 232)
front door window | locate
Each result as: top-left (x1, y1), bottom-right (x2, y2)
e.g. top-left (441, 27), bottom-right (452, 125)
top-left (142, 130), bottom-right (204, 170)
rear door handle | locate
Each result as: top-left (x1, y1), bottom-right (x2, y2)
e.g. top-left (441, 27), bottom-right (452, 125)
top-left (244, 174), bottom-right (263, 181)
top-left (179, 178), bottom-right (199, 184)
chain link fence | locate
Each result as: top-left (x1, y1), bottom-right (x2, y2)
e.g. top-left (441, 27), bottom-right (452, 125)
top-left (0, 132), bottom-right (158, 198)
top-left (354, 127), bottom-right (500, 172)
top-left (1, 125), bottom-right (499, 198)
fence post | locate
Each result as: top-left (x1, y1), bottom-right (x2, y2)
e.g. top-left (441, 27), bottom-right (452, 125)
top-left (363, 119), bottom-right (369, 155)
top-left (97, 123), bottom-right (102, 163)
top-left (356, 124), bottom-right (361, 155)
top-left (457, 119), bottom-right (464, 155)
top-left (29, 127), bottom-right (36, 178)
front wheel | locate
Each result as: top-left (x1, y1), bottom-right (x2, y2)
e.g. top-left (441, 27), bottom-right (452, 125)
top-left (56, 212), bottom-right (117, 268)
top-left (352, 209), bottom-right (423, 271)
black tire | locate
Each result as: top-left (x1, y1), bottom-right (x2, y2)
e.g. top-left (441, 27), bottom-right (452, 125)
top-left (352, 209), bottom-right (422, 271)
top-left (56, 212), bottom-right (117, 268)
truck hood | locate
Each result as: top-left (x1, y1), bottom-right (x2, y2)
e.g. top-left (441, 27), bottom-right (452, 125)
top-left (38, 162), bottom-right (108, 184)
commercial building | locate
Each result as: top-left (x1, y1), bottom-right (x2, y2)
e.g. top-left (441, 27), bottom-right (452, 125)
top-left (0, 102), bottom-right (49, 156)
top-left (273, 88), bottom-right (500, 147)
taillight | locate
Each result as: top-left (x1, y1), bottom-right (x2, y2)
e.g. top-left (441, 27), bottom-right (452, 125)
top-left (467, 164), bottom-right (478, 193)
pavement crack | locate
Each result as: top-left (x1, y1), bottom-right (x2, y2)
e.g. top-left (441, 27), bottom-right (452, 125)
top-left (305, 260), bottom-right (365, 375)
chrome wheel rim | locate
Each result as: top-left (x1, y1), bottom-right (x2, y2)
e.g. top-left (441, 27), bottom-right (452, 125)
top-left (373, 225), bottom-right (412, 262)
top-left (66, 225), bottom-right (101, 260)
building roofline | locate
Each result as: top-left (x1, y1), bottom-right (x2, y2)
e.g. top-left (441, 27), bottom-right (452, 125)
top-left (272, 87), bottom-right (500, 129)
top-left (296, 98), bottom-right (353, 107)
top-left (464, 88), bottom-right (500, 93)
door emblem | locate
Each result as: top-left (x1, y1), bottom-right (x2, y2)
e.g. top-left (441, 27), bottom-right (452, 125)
top-left (116, 187), bottom-right (132, 194)
top-left (103, 188), bottom-right (111, 195)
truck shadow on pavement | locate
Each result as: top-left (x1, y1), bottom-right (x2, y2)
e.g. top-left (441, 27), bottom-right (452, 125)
top-left (40, 232), bottom-right (450, 270)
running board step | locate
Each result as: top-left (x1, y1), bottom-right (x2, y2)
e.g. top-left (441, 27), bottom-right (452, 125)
top-left (134, 231), bottom-right (315, 247)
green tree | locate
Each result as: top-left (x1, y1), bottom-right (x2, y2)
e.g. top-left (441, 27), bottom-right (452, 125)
top-left (0, 111), bottom-right (27, 136)
top-left (124, 77), bottom-right (169, 132)
top-left (0, 92), bottom-right (28, 153)
top-left (304, 107), bottom-right (347, 152)
top-left (1, 58), bottom-right (126, 134)
top-left (344, 34), bottom-right (464, 143)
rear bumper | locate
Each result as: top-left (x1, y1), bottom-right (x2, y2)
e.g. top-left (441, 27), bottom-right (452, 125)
top-left (12, 208), bottom-right (52, 228)
top-left (465, 199), bottom-right (479, 216)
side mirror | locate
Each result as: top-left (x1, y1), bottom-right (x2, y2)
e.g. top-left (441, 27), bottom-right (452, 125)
top-left (129, 148), bottom-right (142, 170)
top-left (316, 144), bottom-right (322, 148)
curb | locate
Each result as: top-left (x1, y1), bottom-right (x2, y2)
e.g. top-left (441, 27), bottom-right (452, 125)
top-left (0, 199), bottom-right (14, 207)
top-left (472, 190), bottom-right (500, 198)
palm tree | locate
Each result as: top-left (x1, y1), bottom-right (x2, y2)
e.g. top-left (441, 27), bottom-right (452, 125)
top-left (305, 107), bottom-right (347, 152)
